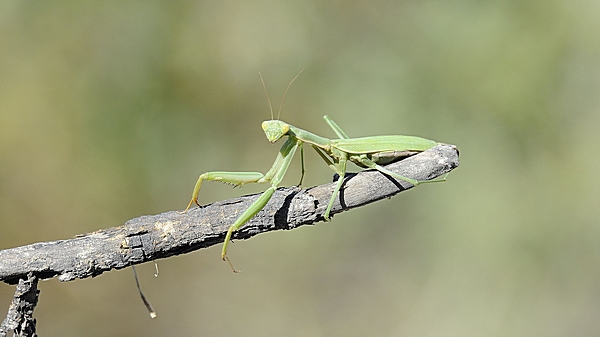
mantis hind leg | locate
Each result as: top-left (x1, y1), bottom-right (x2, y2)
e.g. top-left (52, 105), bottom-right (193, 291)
top-left (354, 156), bottom-right (446, 186)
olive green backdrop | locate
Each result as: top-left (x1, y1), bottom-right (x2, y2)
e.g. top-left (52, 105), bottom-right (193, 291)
top-left (1, 1), bottom-right (599, 336)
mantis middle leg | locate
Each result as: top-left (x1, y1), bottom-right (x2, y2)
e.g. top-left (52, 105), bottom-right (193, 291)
top-left (310, 145), bottom-right (348, 220)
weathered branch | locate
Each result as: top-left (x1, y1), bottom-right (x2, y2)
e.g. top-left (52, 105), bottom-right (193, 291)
top-left (0, 144), bottom-right (459, 285)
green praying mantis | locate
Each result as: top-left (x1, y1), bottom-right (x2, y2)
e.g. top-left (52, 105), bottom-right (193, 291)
top-left (181, 71), bottom-right (446, 271)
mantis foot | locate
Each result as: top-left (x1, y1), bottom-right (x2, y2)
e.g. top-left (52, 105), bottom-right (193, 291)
top-left (177, 199), bottom-right (201, 214)
top-left (223, 254), bottom-right (240, 273)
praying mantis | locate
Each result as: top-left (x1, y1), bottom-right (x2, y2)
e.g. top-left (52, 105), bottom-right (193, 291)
top-left (181, 72), bottom-right (446, 271)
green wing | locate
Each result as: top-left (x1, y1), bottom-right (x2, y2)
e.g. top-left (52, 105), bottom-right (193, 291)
top-left (332, 135), bottom-right (437, 154)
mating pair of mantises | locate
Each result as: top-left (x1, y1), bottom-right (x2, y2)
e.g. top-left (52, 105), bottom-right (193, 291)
top-left (180, 71), bottom-right (448, 272)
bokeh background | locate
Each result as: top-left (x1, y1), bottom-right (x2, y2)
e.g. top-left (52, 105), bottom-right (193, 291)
top-left (1, 1), bottom-right (599, 336)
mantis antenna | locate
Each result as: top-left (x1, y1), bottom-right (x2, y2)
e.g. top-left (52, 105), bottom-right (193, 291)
top-left (259, 69), bottom-right (304, 120)
top-left (277, 68), bottom-right (304, 119)
top-left (258, 72), bottom-right (274, 120)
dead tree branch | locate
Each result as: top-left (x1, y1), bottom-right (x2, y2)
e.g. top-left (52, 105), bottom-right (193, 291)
top-left (0, 144), bottom-right (458, 285)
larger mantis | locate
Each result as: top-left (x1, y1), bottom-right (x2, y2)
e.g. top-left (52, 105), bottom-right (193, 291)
top-left (181, 73), bottom-right (445, 271)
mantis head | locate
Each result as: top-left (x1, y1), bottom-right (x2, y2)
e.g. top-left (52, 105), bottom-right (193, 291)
top-left (262, 120), bottom-right (290, 143)
top-left (258, 70), bottom-right (303, 143)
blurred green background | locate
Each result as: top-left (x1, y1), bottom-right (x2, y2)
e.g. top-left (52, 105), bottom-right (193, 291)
top-left (1, 1), bottom-right (599, 336)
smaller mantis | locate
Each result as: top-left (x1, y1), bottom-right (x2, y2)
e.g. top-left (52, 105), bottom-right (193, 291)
top-left (181, 72), bottom-right (446, 271)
